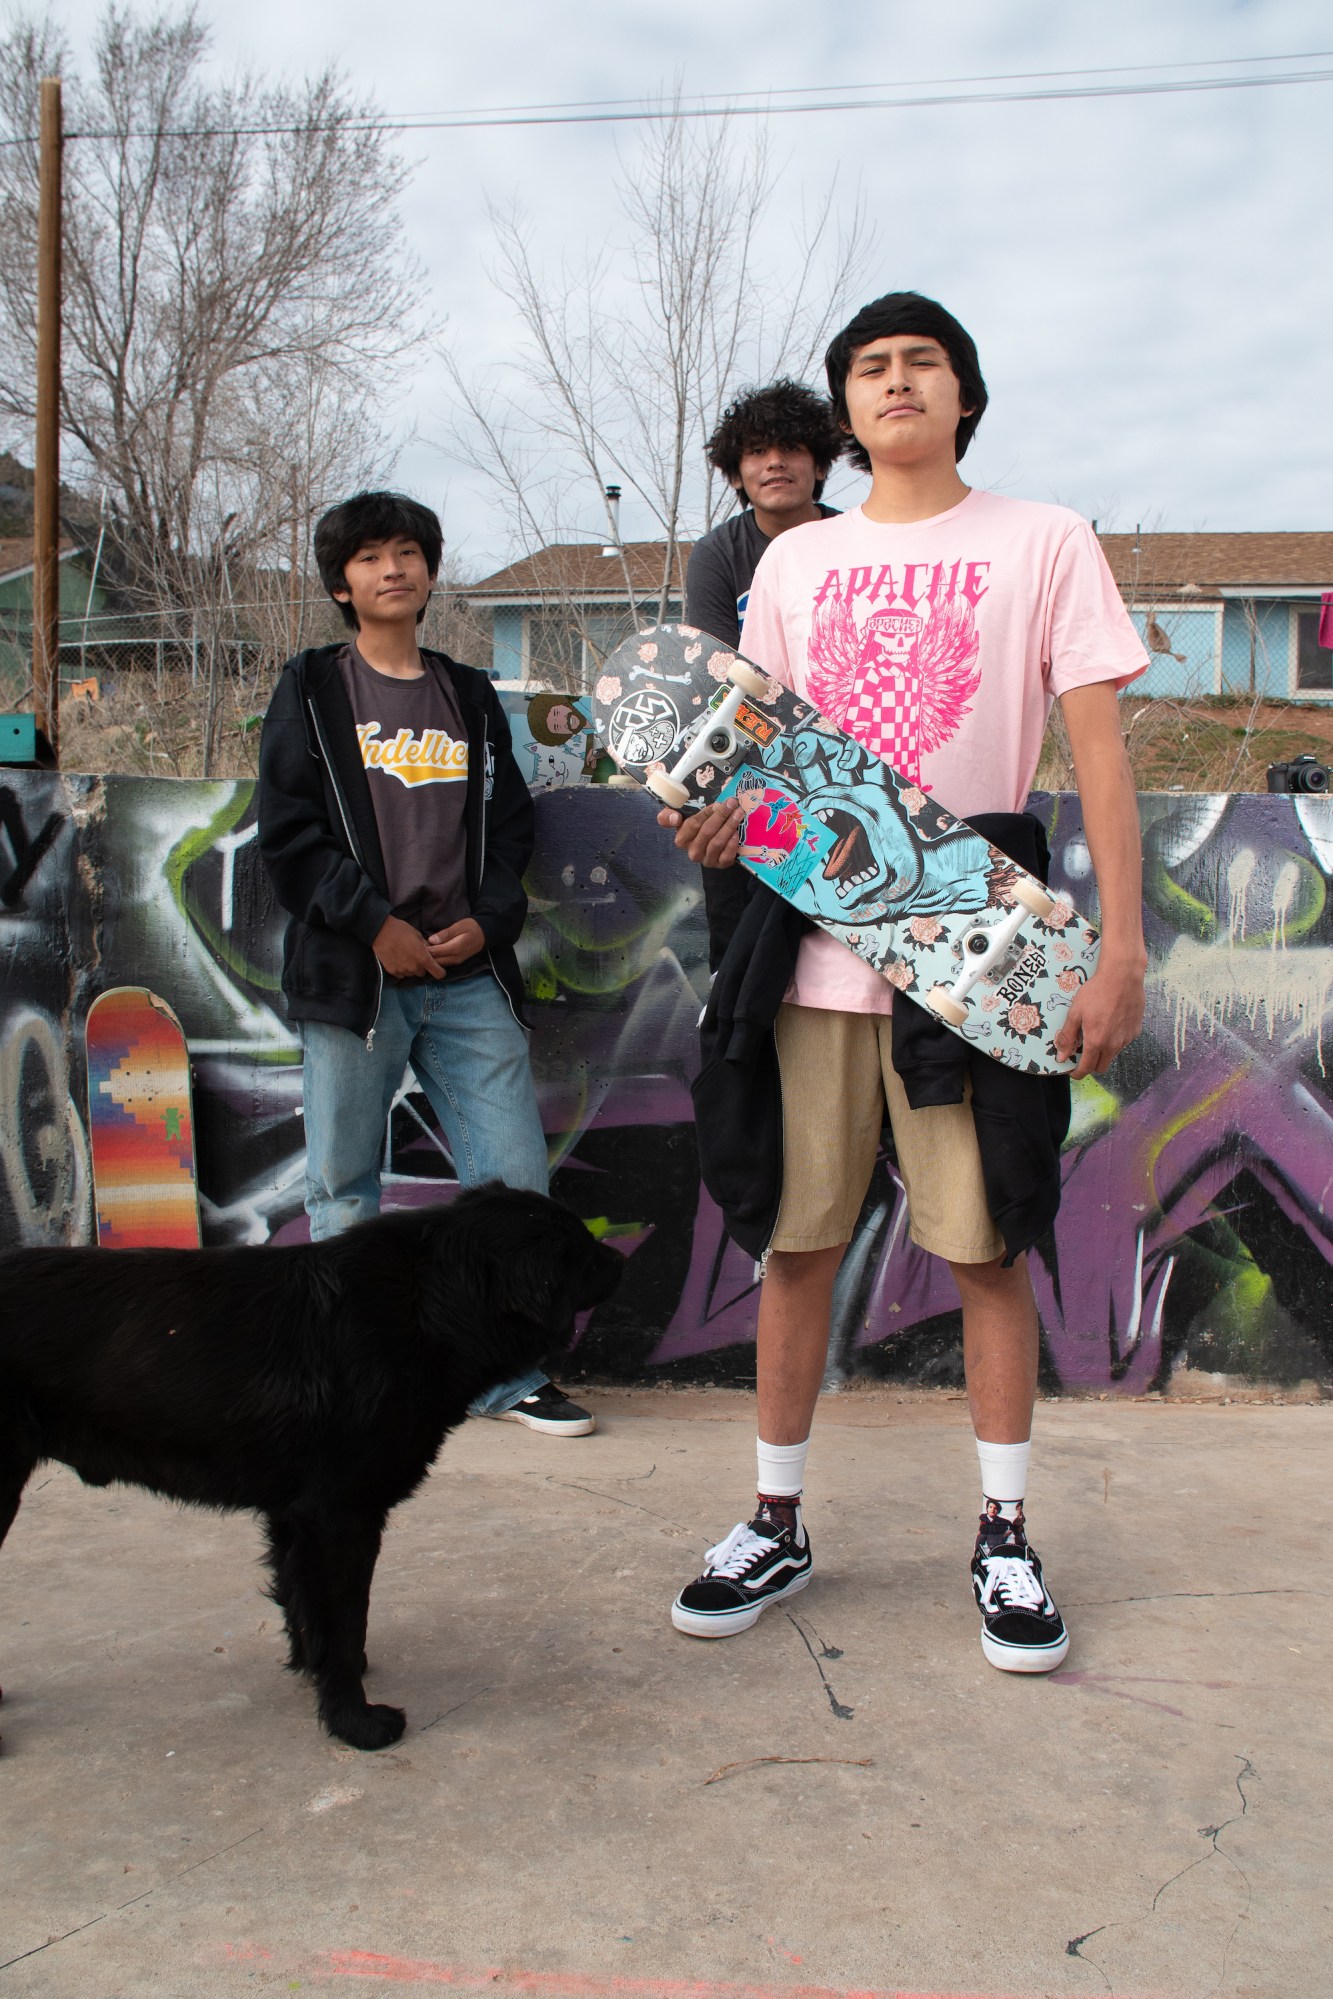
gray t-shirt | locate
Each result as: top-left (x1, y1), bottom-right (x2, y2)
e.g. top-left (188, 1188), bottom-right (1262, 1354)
top-left (339, 644), bottom-right (472, 941)
top-left (686, 504), bottom-right (840, 650)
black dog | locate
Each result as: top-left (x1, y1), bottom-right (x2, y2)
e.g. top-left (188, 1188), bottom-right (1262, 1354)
top-left (0, 1186), bottom-right (622, 1751)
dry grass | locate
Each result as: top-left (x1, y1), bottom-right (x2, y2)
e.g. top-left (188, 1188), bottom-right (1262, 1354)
top-left (1036, 694), bottom-right (1333, 795)
top-left (38, 676), bottom-right (1333, 792)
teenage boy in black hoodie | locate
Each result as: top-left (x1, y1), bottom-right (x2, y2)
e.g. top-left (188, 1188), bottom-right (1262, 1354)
top-left (257, 490), bottom-right (593, 1436)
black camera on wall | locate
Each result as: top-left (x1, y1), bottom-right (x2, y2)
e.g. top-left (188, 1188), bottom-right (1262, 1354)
top-left (1267, 754), bottom-right (1330, 795)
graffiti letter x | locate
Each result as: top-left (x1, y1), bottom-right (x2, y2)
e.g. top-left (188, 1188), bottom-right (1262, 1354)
top-left (0, 788), bottom-right (65, 910)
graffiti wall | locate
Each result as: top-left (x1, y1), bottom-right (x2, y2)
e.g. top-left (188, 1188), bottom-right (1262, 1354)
top-left (0, 725), bottom-right (1329, 1394)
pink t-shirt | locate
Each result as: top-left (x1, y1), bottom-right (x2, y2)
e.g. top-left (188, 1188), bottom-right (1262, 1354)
top-left (738, 488), bottom-right (1147, 1012)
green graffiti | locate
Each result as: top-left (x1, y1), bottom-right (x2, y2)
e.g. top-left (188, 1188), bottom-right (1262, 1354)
top-left (165, 780), bottom-right (284, 995)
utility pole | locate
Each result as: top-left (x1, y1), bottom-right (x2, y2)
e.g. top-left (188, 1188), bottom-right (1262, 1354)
top-left (33, 77), bottom-right (63, 763)
top-left (287, 464), bottom-right (301, 653)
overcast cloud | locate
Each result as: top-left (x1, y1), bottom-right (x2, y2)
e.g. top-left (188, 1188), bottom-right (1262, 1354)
top-left (41, 0), bottom-right (1333, 572)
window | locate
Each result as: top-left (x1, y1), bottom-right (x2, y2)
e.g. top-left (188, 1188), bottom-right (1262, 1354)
top-left (526, 616), bottom-right (582, 685)
top-left (525, 603), bottom-right (683, 687)
top-left (1296, 607), bottom-right (1331, 692)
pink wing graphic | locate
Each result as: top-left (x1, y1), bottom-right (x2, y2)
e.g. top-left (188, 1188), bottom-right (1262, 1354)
top-left (806, 594), bottom-right (862, 727)
top-left (915, 594), bottom-right (981, 753)
top-left (806, 592), bottom-right (981, 779)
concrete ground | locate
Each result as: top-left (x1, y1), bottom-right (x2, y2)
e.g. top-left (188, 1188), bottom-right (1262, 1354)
top-left (1, 1389), bottom-right (1329, 1999)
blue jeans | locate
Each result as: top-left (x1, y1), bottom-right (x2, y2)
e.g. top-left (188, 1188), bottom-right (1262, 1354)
top-left (299, 972), bottom-right (550, 1415)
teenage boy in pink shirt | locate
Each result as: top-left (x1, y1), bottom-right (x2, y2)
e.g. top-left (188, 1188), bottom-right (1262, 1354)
top-left (661, 293), bottom-right (1148, 1671)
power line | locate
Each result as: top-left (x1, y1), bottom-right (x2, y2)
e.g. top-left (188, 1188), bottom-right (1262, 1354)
top-left (231, 49), bottom-right (1333, 124)
top-left (6, 51), bottom-right (1326, 147)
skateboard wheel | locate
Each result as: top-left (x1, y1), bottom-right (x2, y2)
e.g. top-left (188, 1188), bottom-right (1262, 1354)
top-left (727, 662), bottom-right (770, 700)
top-left (646, 769), bottom-right (690, 809)
top-left (925, 987), bottom-right (969, 1028)
top-left (1011, 878), bottom-right (1056, 921)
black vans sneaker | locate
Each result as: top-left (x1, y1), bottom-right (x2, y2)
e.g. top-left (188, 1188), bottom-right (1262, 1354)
top-left (496, 1383), bottom-right (595, 1436)
top-left (971, 1536), bottom-right (1069, 1673)
top-left (671, 1511), bottom-right (813, 1638)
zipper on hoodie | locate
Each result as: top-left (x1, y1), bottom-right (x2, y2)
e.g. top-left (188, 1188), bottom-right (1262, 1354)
top-left (474, 715), bottom-right (527, 1033)
top-left (307, 691), bottom-right (384, 1049)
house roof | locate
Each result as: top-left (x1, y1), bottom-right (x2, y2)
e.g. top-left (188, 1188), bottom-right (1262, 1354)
top-left (0, 536), bottom-right (77, 583)
top-left (465, 530), bottom-right (1333, 604)
top-left (464, 541), bottom-right (691, 601)
top-left (1098, 532), bottom-right (1333, 595)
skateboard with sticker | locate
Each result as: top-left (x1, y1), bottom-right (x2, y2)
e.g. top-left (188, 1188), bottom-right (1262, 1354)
top-left (590, 624), bottom-right (1100, 1076)
top-left (85, 986), bottom-right (201, 1248)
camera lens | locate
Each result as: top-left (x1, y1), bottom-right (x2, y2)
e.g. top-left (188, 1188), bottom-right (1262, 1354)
top-left (1294, 764), bottom-right (1330, 794)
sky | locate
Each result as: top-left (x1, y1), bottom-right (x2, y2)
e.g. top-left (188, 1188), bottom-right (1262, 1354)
top-left (38, 0), bottom-right (1333, 574)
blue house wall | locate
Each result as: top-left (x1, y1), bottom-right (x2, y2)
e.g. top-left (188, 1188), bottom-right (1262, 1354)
top-left (1220, 601), bottom-right (1293, 699)
top-left (1128, 607), bottom-right (1222, 699)
top-left (490, 607), bottom-right (524, 680)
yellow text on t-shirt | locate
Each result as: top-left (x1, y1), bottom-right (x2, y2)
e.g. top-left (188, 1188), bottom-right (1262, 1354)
top-left (356, 722), bottom-right (469, 788)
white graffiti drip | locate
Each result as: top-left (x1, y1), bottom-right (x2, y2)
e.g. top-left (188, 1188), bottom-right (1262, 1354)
top-left (1270, 858), bottom-right (1299, 956)
top-left (1226, 848), bottom-right (1256, 944)
top-left (1160, 935), bottom-right (1333, 1075)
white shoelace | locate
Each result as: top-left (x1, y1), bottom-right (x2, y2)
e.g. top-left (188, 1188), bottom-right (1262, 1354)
top-left (703, 1521), bottom-right (777, 1579)
top-left (977, 1551), bottom-right (1047, 1613)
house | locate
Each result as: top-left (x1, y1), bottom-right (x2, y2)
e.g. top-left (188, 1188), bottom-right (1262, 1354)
top-left (1099, 532), bottom-right (1333, 701)
top-left (0, 539), bottom-right (144, 700)
top-left (462, 542), bottom-right (685, 686)
top-left (465, 528), bottom-right (1333, 700)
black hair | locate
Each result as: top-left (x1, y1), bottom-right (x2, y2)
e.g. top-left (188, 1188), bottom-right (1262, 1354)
top-left (705, 379), bottom-right (845, 507)
top-left (314, 491), bottom-right (444, 629)
top-left (824, 293), bottom-right (988, 469)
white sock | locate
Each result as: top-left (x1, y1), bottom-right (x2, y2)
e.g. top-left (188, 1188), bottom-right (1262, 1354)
top-left (975, 1438), bottom-right (1030, 1506)
top-left (756, 1436), bottom-right (809, 1500)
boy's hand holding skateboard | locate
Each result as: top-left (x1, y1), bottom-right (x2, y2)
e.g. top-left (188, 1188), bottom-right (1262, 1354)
top-left (1053, 950), bottom-right (1146, 1081)
top-left (656, 797), bottom-right (744, 868)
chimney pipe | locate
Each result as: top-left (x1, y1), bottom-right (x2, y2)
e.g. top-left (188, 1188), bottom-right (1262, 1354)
top-left (604, 484), bottom-right (622, 547)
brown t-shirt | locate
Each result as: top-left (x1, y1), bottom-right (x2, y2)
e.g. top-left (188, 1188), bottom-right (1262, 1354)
top-left (339, 644), bottom-right (472, 942)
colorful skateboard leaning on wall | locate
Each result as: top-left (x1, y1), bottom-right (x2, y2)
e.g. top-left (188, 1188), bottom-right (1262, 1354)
top-left (590, 624), bottom-right (1100, 1077)
top-left (85, 986), bottom-right (201, 1248)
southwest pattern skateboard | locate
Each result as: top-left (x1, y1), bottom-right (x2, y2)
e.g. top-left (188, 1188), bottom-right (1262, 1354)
top-left (85, 987), bottom-right (201, 1248)
top-left (591, 625), bottom-right (1100, 1076)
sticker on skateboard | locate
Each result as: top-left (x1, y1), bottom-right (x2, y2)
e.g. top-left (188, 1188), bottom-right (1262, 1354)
top-left (85, 986), bottom-right (201, 1249)
top-left (591, 625), bottom-right (1100, 1076)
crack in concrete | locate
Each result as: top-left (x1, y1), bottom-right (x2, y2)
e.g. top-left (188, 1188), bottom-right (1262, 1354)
top-left (1064, 1924), bottom-right (1113, 1994)
top-left (1063, 1755), bottom-right (1257, 1990)
top-left (419, 1683), bottom-right (496, 1733)
top-left (785, 1613), bottom-right (853, 1720)
top-left (0, 1825), bottom-right (265, 1974)
top-left (545, 1478), bottom-right (680, 1529)
top-left (1150, 1755), bottom-right (1255, 1988)
top-left (1065, 1586), bottom-right (1326, 1607)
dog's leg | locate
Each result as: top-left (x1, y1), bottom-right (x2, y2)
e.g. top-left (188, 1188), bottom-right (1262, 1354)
top-left (0, 1434), bottom-right (37, 1552)
top-left (0, 1433), bottom-right (38, 1735)
top-left (263, 1514), bottom-right (310, 1673)
top-left (289, 1511), bottom-right (403, 1751)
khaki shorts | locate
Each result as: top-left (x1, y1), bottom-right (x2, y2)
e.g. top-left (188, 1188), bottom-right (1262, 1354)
top-left (770, 1003), bottom-right (1004, 1264)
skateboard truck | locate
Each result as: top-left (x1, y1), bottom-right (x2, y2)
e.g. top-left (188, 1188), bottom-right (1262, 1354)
top-left (643, 663), bottom-right (771, 810)
top-left (923, 878), bottom-right (1057, 1027)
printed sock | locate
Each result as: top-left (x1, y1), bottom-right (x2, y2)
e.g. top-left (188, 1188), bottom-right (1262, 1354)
top-left (755, 1436), bottom-right (809, 1537)
top-left (975, 1437), bottom-right (1031, 1552)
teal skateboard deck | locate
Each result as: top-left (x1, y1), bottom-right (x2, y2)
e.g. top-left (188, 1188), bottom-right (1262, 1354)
top-left (591, 625), bottom-right (1099, 1076)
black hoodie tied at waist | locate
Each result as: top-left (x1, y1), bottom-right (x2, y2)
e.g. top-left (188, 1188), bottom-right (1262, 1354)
top-left (689, 811), bottom-right (1072, 1265)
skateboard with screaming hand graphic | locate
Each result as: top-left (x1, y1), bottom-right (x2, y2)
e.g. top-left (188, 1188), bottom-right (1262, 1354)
top-left (590, 625), bottom-right (1100, 1076)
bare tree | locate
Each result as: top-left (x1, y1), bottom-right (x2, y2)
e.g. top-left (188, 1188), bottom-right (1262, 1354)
top-left (0, 5), bottom-right (420, 769)
top-left (443, 99), bottom-right (873, 672)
